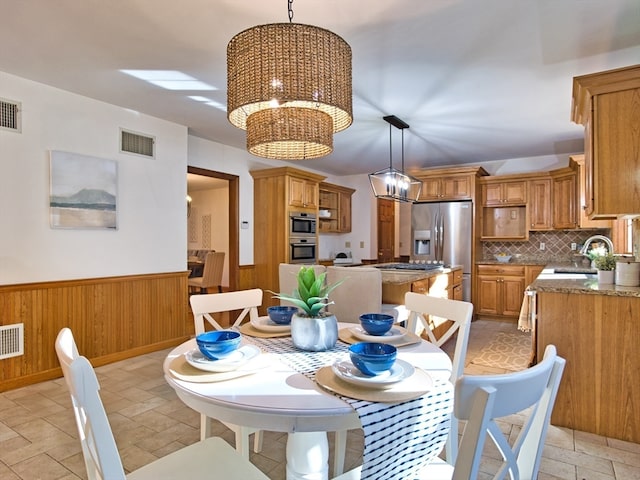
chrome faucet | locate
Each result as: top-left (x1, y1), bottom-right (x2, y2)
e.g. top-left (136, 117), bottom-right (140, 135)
top-left (579, 235), bottom-right (614, 256)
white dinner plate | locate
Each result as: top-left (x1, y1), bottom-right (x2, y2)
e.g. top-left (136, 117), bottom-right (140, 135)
top-left (185, 345), bottom-right (260, 372)
top-left (350, 325), bottom-right (407, 342)
top-left (331, 359), bottom-right (415, 389)
top-left (250, 315), bottom-right (291, 333)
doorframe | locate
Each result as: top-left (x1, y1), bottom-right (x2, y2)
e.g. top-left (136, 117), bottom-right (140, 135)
top-left (187, 166), bottom-right (240, 291)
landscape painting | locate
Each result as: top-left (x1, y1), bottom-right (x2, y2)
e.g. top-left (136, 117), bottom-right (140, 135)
top-left (49, 151), bottom-right (118, 229)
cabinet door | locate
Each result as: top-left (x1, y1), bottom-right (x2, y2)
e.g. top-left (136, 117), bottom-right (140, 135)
top-left (482, 184), bottom-right (504, 206)
top-left (503, 181), bottom-right (527, 204)
top-left (573, 155), bottom-right (611, 228)
top-left (303, 181), bottom-right (317, 209)
top-left (289, 177), bottom-right (317, 209)
top-left (338, 191), bottom-right (352, 232)
top-left (529, 178), bottom-right (552, 230)
top-left (441, 176), bottom-right (471, 199)
top-left (420, 178), bottom-right (442, 200)
top-left (552, 174), bottom-right (577, 229)
top-left (502, 276), bottom-right (525, 316)
top-left (476, 275), bottom-right (500, 315)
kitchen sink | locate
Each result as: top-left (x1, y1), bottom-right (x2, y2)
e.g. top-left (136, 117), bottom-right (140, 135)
top-left (375, 263), bottom-right (446, 272)
top-left (553, 268), bottom-right (595, 274)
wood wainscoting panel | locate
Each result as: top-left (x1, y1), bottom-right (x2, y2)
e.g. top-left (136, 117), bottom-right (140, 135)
top-left (0, 272), bottom-right (191, 392)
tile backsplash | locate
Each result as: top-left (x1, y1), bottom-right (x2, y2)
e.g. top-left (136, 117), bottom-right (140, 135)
top-left (481, 229), bottom-right (609, 261)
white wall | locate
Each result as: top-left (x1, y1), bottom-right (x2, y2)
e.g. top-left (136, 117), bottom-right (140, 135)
top-left (0, 71), bottom-right (188, 285)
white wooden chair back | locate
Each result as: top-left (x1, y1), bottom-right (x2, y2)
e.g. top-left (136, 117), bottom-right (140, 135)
top-left (189, 288), bottom-right (263, 333)
top-left (326, 266), bottom-right (384, 323)
top-left (404, 292), bottom-right (473, 463)
top-left (451, 345), bottom-right (565, 480)
top-left (278, 263), bottom-right (326, 305)
top-left (55, 329), bottom-right (125, 480)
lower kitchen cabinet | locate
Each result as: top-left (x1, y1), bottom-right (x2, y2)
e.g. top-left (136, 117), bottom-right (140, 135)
top-left (476, 264), bottom-right (525, 317)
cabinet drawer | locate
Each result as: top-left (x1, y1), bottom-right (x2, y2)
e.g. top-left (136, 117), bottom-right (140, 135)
top-left (452, 269), bottom-right (463, 285)
top-left (476, 265), bottom-right (525, 276)
top-left (411, 279), bottom-right (429, 294)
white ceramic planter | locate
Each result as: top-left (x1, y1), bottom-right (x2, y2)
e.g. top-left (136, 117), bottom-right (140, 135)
top-left (290, 313), bottom-right (338, 351)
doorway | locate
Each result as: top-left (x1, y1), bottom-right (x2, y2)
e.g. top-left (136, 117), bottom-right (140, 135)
top-left (187, 166), bottom-right (239, 291)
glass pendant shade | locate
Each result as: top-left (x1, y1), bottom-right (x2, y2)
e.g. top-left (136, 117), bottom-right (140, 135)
top-left (227, 22), bottom-right (352, 160)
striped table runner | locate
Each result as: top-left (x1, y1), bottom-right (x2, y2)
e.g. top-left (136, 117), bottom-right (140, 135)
top-left (243, 334), bottom-right (453, 480)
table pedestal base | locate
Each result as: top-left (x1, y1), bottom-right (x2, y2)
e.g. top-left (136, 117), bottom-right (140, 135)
top-left (286, 432), bottom-right (329, 480)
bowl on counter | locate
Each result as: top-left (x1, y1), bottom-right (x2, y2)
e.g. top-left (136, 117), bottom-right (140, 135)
top-left (494, 254), bottom-right (512, 263)
top-left (196, 330), bottom-right (241, 360)
top-left (349, 342), bottom-right (397, 376)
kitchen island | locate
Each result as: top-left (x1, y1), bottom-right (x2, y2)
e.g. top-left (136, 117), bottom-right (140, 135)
top-left (528, 269), bottom-right (640, 443)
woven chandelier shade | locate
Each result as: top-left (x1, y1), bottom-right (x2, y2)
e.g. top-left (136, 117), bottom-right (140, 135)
top-left (227, 22), bottom-right (352, 160)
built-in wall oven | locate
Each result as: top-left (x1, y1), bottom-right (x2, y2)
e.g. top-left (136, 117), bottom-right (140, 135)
top-left (289, 237), bottom-right (317, 264)
top-left (290, 212), bottom-right (316, 237)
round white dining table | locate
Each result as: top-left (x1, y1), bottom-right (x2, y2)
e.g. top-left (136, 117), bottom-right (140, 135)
top-left (163, 324), bottom-right (453, 480)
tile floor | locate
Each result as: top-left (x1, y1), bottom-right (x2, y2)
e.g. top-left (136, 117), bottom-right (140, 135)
top-left (0, 319), bottom-right (638, 479)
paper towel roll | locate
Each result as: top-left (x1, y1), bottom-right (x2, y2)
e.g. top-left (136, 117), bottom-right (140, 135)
top-left (615, 261), bottom-right (640, 287)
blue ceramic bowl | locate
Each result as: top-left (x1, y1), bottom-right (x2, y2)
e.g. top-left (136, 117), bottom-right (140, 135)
top-left (267, 305), bottom-right (298, 325)
top-left (196, 330), bottom-right (241, 360)
top-left (359, 313), bottom-right (395, 336)
top-left (349, 342), bottom-right (397, 376)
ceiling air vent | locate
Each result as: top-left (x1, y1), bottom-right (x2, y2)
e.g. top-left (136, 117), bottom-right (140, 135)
top-left (120, 128), bottom-right (155, 158)
top-left (0, 98), bottom-right (21, 133)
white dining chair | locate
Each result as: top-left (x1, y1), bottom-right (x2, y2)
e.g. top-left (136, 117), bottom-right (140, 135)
top-left (189, 288), bottom-right (264, 457)
top-left (278, 263), bottom-right (326, 304)
top-left (404, 292), bottom-right (473, 464)
top-left (334, 344), bottom-right (565, 480)
top-left (55, 329), bottom-right (269, 480)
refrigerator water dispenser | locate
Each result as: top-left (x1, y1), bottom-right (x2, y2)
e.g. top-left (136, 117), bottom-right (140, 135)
top-left (414, 230), bottom-right (431, 255)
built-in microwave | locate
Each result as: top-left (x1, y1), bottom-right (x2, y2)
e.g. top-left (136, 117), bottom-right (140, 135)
top-left (289, 237), bottom-right (317, 264)
top-left (290, 212), bottom-right (316, 237)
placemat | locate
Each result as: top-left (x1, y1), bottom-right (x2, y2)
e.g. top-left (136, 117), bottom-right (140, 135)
top-left (338, 327), bottom-right (422, 347)
top-left (239, 322), bottom-right (291, 338)
top-left (315, 365), bottom-right (433, 403)
top-left (168, 354), bottom-right (268, 383)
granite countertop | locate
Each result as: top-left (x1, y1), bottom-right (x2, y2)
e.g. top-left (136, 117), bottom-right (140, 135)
top-left (358, 263), bottom-right (462, 285)
top-left (529, 268), bottom-right (640, 298)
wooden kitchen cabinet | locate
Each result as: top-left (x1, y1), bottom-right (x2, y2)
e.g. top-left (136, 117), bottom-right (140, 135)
top-left (528, 177), bottom-right (552, 230)
top-left (289, 176), bottom-right (318, 209)
top-left (476, 264), bottom-right (526, 317)
top-left (570, 155), bottom-right (612, 229)
top-left (481, 180), bottom-right (527, 206)
top-left (414, 166), bottom-right (488, 202)
top-left (250, 167), bottom-right (326, 311)
top-left (572, 65), bottom-right (640, 218)
top-left (318, 182), bottom-right (355, 233)
top-left (551, 170), bottom-right (578, 229)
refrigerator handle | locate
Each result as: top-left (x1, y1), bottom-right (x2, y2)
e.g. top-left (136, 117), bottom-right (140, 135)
top-left (438, 214), bottom-right (444, 262)
top-left (434, 212), bottom-right (440, 261)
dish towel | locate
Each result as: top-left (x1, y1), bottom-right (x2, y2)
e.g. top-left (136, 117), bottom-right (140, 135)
top-left (243, 334), bottom-right (453, 480)
top-left (518, 289), bottom-right (536, 332)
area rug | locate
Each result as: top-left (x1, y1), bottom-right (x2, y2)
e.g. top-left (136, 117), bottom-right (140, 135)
top-left (471, 331), bottom-right (531, 371)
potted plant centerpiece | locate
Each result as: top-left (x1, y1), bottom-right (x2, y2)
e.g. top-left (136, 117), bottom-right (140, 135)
top-left (594, 253), bottom-right (616, 284)
top-left (271, 266), bottom-right (344, 351)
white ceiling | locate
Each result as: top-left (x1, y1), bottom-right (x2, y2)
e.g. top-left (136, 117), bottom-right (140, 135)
top-left (2, 0), bottom-right (639, 176)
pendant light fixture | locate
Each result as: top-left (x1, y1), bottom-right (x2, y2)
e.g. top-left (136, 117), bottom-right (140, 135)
top-left (227, 0), bottom-right (352, 160)
top-left (369, 115), bottom-right (422, 202)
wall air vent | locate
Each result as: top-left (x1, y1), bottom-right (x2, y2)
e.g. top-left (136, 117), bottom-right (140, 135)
top-left (0, 98), bottom-right (21, 133)
top-left (0, 323), bottom-right (24, 360)
top-left (120, 128), bottom-right (155, 158)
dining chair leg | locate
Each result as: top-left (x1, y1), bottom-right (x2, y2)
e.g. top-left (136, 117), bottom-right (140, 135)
top-left (333, 430), bottom-right (347, 476)
top-left (236, 428), bottom-right (250, 459)
top-left (200, 413), bottom-right (212, 442)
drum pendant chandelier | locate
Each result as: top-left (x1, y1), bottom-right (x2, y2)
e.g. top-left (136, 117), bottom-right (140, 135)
top-left (227, 1), bottom-right (352, 160)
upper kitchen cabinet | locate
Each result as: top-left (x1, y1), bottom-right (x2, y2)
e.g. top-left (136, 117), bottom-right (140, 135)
top-left (570, 155), bottom-right (612, 229)
top-left (288, 175), bottom-right (319, 210)
top-left (572, 64), bottom-right (640, 218)
top-left (414, 166), bottom-right (488, 202)
top-left (528, 177), bottom-right (552, 230)
top-left (318, 182), bottom-right (355, 233)
top-left (481, 178), bottom-right (527, 206)
top-left (550, 167), bottom-right (578, 230)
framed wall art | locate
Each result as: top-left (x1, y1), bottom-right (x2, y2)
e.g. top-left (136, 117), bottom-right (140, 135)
top-left (49, 151), bottom-right (118, 229)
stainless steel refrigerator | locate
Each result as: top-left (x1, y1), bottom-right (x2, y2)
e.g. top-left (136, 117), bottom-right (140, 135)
top-left (411, 201), bottom-right (473, 302)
